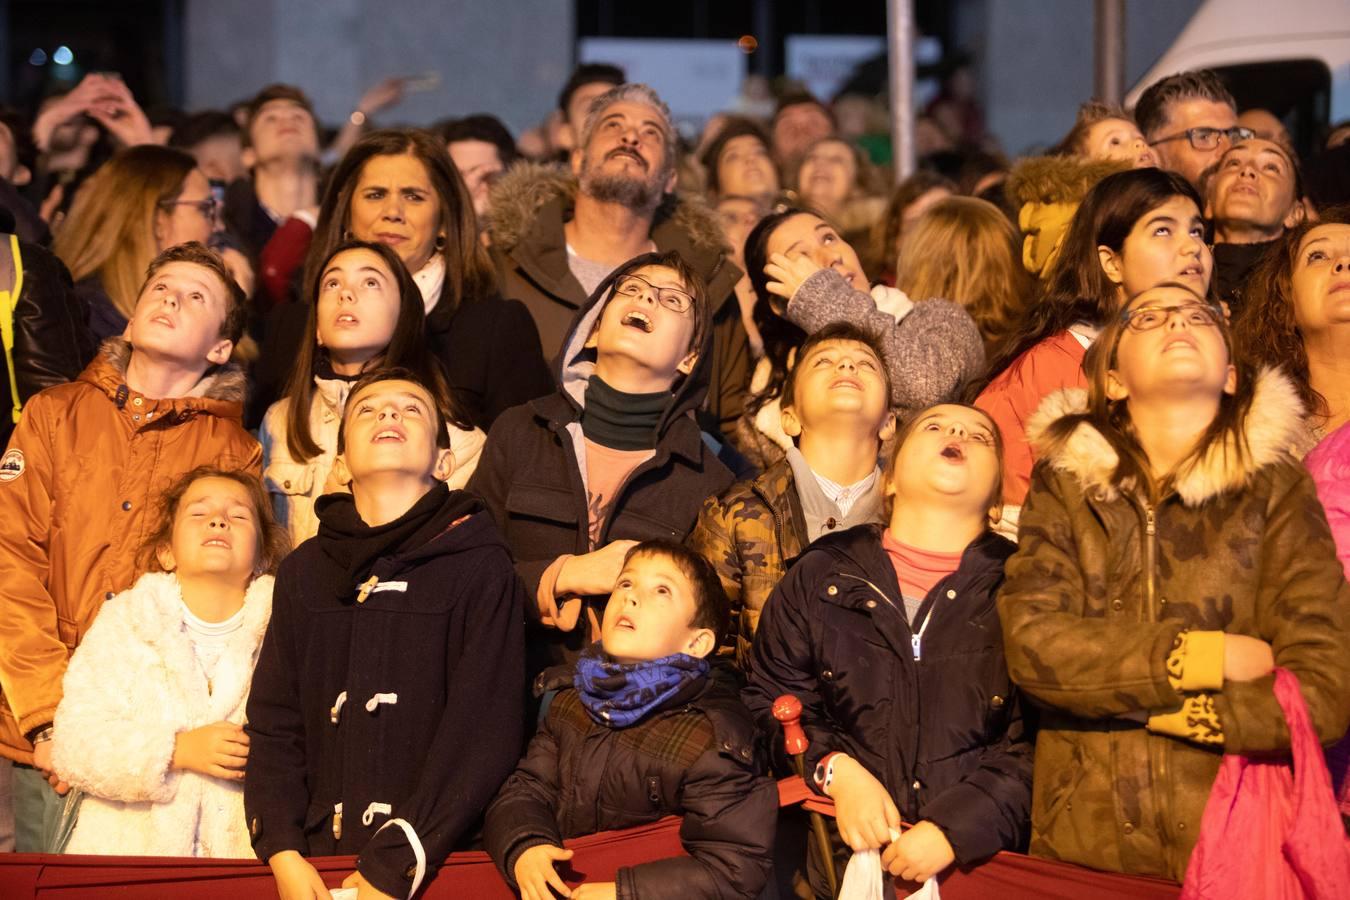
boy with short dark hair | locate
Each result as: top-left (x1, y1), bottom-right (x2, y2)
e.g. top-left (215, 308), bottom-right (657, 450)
top-left (0, 242), bottom-right (258, 849)
top-left (485, 539), bottom-right (776, 900)
top-left (470, 250), bottom-right (735, 679)
top-left (691, 322), bottom-right (896, 666)
top-left (224, 83), bottom-right (320, 256)
top-left (245, 368), bottom-right (526, 900)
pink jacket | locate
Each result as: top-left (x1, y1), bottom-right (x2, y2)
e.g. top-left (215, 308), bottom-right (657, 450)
top-left (1304, 422), bottom-right (1350, 818)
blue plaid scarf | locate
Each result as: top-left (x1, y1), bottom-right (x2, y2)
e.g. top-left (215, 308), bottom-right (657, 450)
top-left (574, 643), bottom-right (709, 728)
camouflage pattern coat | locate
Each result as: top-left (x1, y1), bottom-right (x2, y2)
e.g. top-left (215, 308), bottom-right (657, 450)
top-left (998, 368), bottom-right (1350, 881)
top-left (688, 459), bottom-right (807, 668)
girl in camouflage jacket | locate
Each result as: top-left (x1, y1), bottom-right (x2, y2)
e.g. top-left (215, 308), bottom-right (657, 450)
top-left (999, 283), bottom-right (1350, 881)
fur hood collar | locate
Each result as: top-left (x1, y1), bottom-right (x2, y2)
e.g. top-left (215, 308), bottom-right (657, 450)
top-left (82, 337), bottom-right (248, 407)
top-left (1005, 154), bottom-right (1130, 209)
top-left (1026, 367), bottom-right (1305, 506)
top-left (488, 161), bottom-right (729, 257)
top-left (120, 571), bottom-right (273, 650)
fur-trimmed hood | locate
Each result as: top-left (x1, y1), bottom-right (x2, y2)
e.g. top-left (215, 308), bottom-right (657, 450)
top-left (1004, 154), bottom-right (1130, 209)
top-left (1025, 366), bottom-right (1306, 506)
top-left (81, 336), bottom-right (248, 407)
top-left (1006, 155), bottom-right (1131, 278)
top-left (488, 161), bottom-right (730, 257)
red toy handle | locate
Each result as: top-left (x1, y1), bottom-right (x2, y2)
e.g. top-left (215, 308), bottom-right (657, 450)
top-left (772, 694), bottom-right (810, 756)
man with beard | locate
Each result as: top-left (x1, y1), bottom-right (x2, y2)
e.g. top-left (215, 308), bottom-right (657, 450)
top-left (488, 84), bottom-right (750, 448)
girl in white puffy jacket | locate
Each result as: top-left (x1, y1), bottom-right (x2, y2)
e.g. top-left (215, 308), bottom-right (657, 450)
top-left (260, 240), bottom-right (485, 547)
top-left (51, 466), bottom-right (289, 857)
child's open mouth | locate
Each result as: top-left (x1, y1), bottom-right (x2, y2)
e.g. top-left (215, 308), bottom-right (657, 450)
top-left (621, 311), bottom-right (654, 333)
top-left (615, 615), bottom-right (636, 630)
top-left (373, 428), bottom-right (406, 443)
top-left (940, 442), bottom-right (965, 462)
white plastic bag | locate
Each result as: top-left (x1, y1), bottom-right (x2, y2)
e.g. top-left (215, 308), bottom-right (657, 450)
top-left (838, 835), bottom-right (942, 900)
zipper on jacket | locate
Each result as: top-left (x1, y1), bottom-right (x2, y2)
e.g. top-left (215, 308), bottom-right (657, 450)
top-left (1138, 495), bottom-right (1172, 860)
top-left (835, 571), bottom-right (915, 804)
top-left (1140, 499), bottom-right (1158, 618)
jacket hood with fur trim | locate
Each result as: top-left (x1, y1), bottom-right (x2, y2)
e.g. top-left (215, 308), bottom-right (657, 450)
top-left (1004, 155), bottom-right (1129, 209)
top-left (489, 161), bottom-right (730, 258)
top-left (1025, 366), bottom-right (1306, 506)
top-left (82, 337), bottom-right (248, 407)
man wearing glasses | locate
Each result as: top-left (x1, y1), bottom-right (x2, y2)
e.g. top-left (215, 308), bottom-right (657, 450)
top-left (488, 83), bottom-right (749, 447)
top-left (1136, 70), bottom-right (1249, 190)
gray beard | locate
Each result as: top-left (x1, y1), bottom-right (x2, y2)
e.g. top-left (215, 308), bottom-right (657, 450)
top-left (580, 162), bottom-right (665, 213)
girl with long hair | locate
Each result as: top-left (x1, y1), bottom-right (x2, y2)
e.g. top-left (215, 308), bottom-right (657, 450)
top-left (973, 167), bottom-right (1213, 533)
top-left (253, 129), bottom-right (551, 430)
top-left (259, 240), bottom-right (482, 545)
top-left (999, 282), bottom-right (1350, 880)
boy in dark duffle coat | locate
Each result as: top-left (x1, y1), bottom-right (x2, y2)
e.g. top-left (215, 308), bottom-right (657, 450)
top-left (245, 368), bottom-right (526, 900)
top-left (483, 540), bottom-right (777, 900)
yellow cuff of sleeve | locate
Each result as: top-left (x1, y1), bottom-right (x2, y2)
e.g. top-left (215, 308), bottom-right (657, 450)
top-left (1180, 631), bottom-right (1225, 692)
top-left (1147, 694), bottom-right (1223, 747)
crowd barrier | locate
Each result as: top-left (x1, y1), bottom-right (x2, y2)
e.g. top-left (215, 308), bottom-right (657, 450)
top-left (0, 778), bottom-right (1184, 899)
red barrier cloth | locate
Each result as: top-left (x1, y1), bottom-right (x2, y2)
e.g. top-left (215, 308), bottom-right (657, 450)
top-left (0, 786), bottom-right (1182, 899)
top-left (0, 817), bottom-right (686, 899)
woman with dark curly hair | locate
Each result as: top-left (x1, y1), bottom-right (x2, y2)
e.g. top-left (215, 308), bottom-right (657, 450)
top-left (1232, 208), bottom-right (1350, 454)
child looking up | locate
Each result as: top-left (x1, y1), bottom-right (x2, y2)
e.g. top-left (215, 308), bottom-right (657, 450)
top-left (246, 368), bottom-right (526, 900)
top-left (485, 540), bottom-right (777, 900)
top-left (470, 251), bottom-right (734, 679)
top-left (0, 242), bottom-right (259, 849)
top-left (261, 239), bottom-right (484, 547)
top-left (52, 467), bottom-right (287, 856)
top-left (747, 403), bottom-right (1032, 894)
top-left (1001, 283), bottom-right (1350, 879)
top-left (692, 322), bottom-right (895, 668)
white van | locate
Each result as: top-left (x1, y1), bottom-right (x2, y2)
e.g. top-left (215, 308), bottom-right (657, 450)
top-left (1126, 0), bottom-right (1350, 153)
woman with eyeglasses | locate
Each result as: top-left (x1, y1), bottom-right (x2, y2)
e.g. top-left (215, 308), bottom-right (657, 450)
top-left (53, 145), bottom-right (219, 342)
top-left (997, 280), bottom-right (1350, 880)
top-left (970, 167), bottom-right (1215, 536)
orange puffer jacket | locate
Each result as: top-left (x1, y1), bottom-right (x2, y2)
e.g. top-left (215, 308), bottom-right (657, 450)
top-left (0, 338), bottom-right (261, 762)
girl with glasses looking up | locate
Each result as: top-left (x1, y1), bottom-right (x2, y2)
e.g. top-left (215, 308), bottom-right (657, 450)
top-left (997, 281), bottom-right (1350, 881)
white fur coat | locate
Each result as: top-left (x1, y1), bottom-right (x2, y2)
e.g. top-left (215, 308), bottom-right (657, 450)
top-left (51, 572), bottom-right (273, 857)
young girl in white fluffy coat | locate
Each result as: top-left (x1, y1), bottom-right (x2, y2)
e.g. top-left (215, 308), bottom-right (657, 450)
top-left (51, 466), bottom-right (288, 857)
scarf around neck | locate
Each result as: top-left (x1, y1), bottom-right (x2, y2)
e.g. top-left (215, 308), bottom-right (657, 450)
top-left (581, 374), bottom-right (668, 451)
top-left (315, 481), bottom-right (461, 591)
top-left (573, 642), bottom-right (709, 728)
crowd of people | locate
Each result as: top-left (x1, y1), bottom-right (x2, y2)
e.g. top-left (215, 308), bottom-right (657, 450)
top-left (0, 53), bottom-right (1347, 900)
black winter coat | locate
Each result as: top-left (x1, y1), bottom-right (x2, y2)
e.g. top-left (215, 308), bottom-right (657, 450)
top-left (244, 489), bottom-right (527, 898)
top-left (0, 239), bottom-right (94, 447)
top-left (745, 525), bottom-right (1032, 865)
top-left (468, 253), bottom-right (735, 671)
top-left (483, 669), bottom-right (776, 900)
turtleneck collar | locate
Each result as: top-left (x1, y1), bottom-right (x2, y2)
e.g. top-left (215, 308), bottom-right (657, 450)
top-left (581, 374), bottom-right (668, 451)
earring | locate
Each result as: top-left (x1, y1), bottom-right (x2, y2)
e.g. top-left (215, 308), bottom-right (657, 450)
top-left (434, 233), bottom-right (446, 251)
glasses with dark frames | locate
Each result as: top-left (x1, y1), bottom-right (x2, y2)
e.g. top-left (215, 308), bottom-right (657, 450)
top-left (613, 273), bottom-right (694, 314)
top-left (1119, 302), bottom-right (1223, 332)
top-left (1148, 126), bottom-right (1255, 151)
